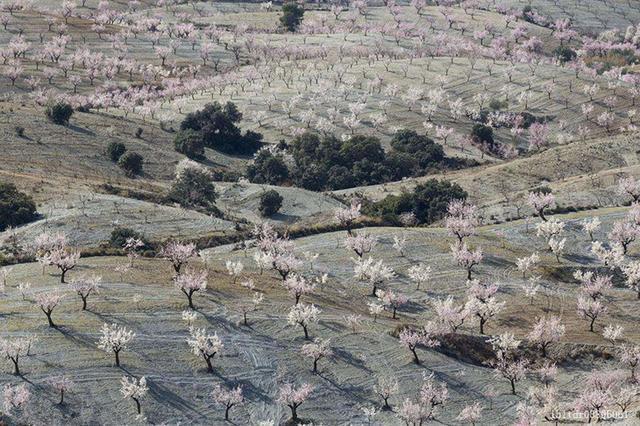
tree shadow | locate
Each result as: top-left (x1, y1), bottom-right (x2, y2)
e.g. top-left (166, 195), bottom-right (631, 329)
top-left (67, 124), bottom-right (95, 136)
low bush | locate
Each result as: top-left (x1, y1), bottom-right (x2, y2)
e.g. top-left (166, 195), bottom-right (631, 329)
top-left (259, 190), bottom-right (283, 217)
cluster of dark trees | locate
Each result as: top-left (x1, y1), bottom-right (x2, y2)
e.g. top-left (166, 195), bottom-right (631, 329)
top-left (0, 183), bottom-right (38, 231)
top-left (174, 102), bottom-right (263, 158)
top-left (247, 130), bottom-right (474, 191)
top-left (364, 179), bottom-right (468, 225)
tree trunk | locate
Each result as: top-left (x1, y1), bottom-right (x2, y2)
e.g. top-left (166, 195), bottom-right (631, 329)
top-left (114, 350), bottom-right (120, 367)
top-left (82, 297), bottom-right (87, 310)
top-left (59, 390), bottom-right (65, 405)
top-left (45, 311), bottom-right (55, 327)
top-left (225, 405), bottom-right (231, 421)
top-left (205, 355), bottom-right (213, 372)
top-left (411, 348), bottom-right (420, 365)
top-left (12, 359), bottom-right (19, 376)
top-left (61, 268), bottom-right (67, 283)
top-left (510, 379), bottom-right (516, 395)
top-left (302, 324), bottom-right (309, 340)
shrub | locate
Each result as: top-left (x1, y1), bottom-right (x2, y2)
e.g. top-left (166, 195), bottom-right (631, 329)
top-left (107, 142), bottom-right (127, 162)
top-left (117, 152), bottom-right (143, 176)
top-left (553, 46), bottom-right (577, 64)
top-left (179, 102), bottom-right (263, 155)
top-left (366, 179), bottom-right (467, 225)
top-left (0, 183), bottom-right (38, 231)
top-left (174, 129), bottom-right (205, 159)
top-left (259, 190), bottom-right (283, 217)
top-left (471, 124), bottom-right (494, 146)
top-left (280, 2), bottom-right (304, 32)
top-left (14, 126), bottom-right (24, 137)
top-left (135, 127), bottom-right (144, 138)
top-left (109, 227), bottom-right (146, 248)
top-left (45, 102), bottom-right (73, 125)
top-left (168, 168), bottom-right (218, 211)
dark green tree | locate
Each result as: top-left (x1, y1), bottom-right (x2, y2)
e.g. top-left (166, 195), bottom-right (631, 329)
top-left (46, 102), bottom-right (74, 125)
top-left (168, 168), bottom-right (218, 211)
top-left (174, 129), bottom-right (205, 159)
top-left (107, 142), bottom-right (127, 162)
top-left (117, 152), bottom-right (144, 176)
top-left (0, 183), bottom-right (37, 231)
top-left (180, 102), bottom-right (262, 155)
top-left (280, 2), bottom-right (304, 32)
top-left (259, 190), bottom-right (283, 217)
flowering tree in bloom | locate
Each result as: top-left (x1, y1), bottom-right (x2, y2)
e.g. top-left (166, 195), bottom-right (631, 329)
top-left (120, 376), bottom-right (147, 416)
top-left (34, 291), bottom-right (64, 327)
top-left (444, 200), bottom-right (478, 243)
top-left (488, 333), bottom-right (528, 395)
top-left (97, 323), bottom-right (135, 367)
top-left (353, 257), bottom-right (395, 296)
top-left (617, 344), bottom-right (640, 382)
top-left (456, 401), bottom-right (482, 425)
top-left (46, 376), bottom-right (74, 405)
top-left (603, 324), bottom-right (624, 345)
top-left (527, 316), bottom-right (565, 357)
top-left (301, 338), bottom-right (332, 373)
top-left (46, 246), bottom-right (80, 283)
top-left (212, 384), bottom-right (244, 421)
top-left (516, 252), bottom-right (539, 278)
top-left (608, 220), bottom-right (640, 254)
top-left (577, 296), bottom-right (606, 332)
top-left (621, 260), bottom-right (640, 299)
top-left (368, 300), bottom-right (384, 322)
top-left (123, 237), bottom-right (144, 267)
top-left (548, 237), bottom-right (566, 263)
top-left (160, 241), bottom-right (197, 274)
top-left (174, 269), bottom-right (207, 309)
top-left (574, 270), bottom-right (612, 301)
top-left (3, 383), bottom-right (30, 417)
top-left (225, 260), bottom-right (244, 284)
top-left (396, 374), bottom-right (448, 424)
top-left (277, 383), bottom-right (313, 422)
top-left (335, 201), bottom-right (361, 235)
top-left (187, 327), bottom-right (223, 373)
top-left (451, 243), bottom-right (482, 280)
top-left (376, 289), bottom-right (407, 319)
top-left (374, 375), bottom-right (399, 411)
top-left (344, 233), bottom-right (377, 258)
top-left (287, 303), bottom-right (320, 339)
top-left (399, 326), bottom-right (440, 365)
top-left (433, 296), bottom-right (470, 333)
top-left (408, 263), bottom-right (431, 290)
top-left (617, 176), bottom-right (640, 202)
top-left (0, 337), bottom-right (29, 375)
top-left (582, 217), bottom-right (601, 241)
top-left (237, 292), bottom-right (264, 326)
top-left (527, 191), bottom-right (555, 222)
top-left (283, 273), bottom-right (316, 304)
top-left (466, 280), bottom-right (504, 334)
top-left (591, 241), bottom-right (624, 268)
top-left (69, 274), bottom-right (100, 310)
top-left (392, 235), bottom-right (407, 257)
